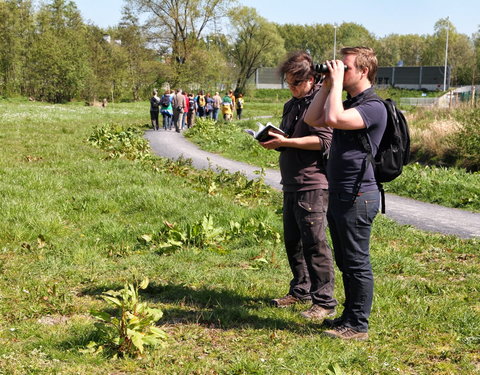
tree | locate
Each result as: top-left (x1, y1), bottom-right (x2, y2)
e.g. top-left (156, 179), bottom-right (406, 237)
top-left (473, 27), bottom-right (480, 86)
top-left (376, 34), bottom-right (427, 66)
top-left (228, 6), bottom-right (285, 94)
top-left (423, 18), bottom-right (475, 85)
top-left (276, 23), bottom-right (333, 63)
top-left (276, 22), bottom-right (375, 64)
top-left (126, 0), bottom-right (232, 89)
top-left (336, 23), bottom-right (376, 51)
top-left (115, 6), bottom-right (163, 100)
top-left (83, 24), bottom-right (117, 102)
top-left (25, 0), bottom-right (90, 102)
top-left (0, 0), bottom-right (34, 96)
top-left (127, 0), bottom-right (229, 63)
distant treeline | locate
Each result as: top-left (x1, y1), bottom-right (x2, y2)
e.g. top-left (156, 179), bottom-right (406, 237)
top-left (1, 0), bottom-right (479, 103)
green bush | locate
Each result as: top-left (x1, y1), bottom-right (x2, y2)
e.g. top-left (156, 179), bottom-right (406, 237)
top-left (87, 123), bottom-right (152, 161)
top-left (450, 108), bottom-right (480, 171)
top-left (87, 279), bottom-right (167, 358)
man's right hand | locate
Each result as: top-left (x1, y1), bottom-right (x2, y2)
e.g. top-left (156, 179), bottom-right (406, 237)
top-left (326, 60), bottom-right (346, 86)
top-left (260, 131), bottom-right (286, 150)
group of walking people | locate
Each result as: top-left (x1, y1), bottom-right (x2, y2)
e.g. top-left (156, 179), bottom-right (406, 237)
top-left (262, 46), bottom-right (386, 341)
top-left (149, 89), bottom-right (245, 132)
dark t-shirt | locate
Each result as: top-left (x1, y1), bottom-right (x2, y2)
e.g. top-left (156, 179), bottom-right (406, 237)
top-left (327, 88), bottom-right (387, 194)
top-left (279, 86), bottom-right (332, 192)
top-left (150, 96), bottom-right (160, 111)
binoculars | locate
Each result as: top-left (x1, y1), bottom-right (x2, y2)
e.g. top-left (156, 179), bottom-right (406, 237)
top-left (315, 63), bottom-right (348, 73)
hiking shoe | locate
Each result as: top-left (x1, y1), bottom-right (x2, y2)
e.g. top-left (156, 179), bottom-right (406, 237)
top-left (321, 317), bottom-right (344, 328)
top-left (300, 304), bottom-right (336, 321)
top-left (323, 325), bottom-right (368, 341)
top-left (271, 294), bottom-right (309, 308)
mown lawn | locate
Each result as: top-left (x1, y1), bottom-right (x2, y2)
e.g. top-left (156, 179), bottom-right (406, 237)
top-left (0, 100), bottom-right (478, 374)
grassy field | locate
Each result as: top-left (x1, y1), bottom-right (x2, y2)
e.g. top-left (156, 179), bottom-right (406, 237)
top-left (0, 99), bottom-right (479, 374)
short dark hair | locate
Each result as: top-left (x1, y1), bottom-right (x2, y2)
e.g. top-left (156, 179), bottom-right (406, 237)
top-left (278, 51), bottom-right (315, 81)
top-left (340, 46), bottom-right (378, 83)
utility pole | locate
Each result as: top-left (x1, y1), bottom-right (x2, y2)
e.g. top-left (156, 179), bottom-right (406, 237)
top-left (443, 17), bottom-right (449, 92)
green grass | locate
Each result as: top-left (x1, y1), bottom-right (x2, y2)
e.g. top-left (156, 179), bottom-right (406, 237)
top-left (385, 163), bottom-right (480, 211)
top-left (185, 117), bottom-right (281, 169)
top-left (0, 99), bottom-right (479, 374)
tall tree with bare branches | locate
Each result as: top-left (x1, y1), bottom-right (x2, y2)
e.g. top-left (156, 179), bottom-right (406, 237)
top-left (228, 6), bottom-right (285, 94)
top-left (127, 0), bottom-right (229, 63)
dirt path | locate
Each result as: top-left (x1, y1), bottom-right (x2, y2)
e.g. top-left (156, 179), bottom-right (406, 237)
top-left (145, 129), bottom-right (480, 239)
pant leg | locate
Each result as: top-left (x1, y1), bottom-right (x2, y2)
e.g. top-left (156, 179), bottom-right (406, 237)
top-left (150, 110), bottom-right (158, 130)
top-left (327, 190), bottom-right (379, 332)
top-left (162, 113), bottom-right (167, 130)
top-left (173, 109), bottom-right (179, 131)
top-left (176, 111), bottom-right (181, 132)
top-left (182, 111), bottom-right (187, 129)
top-left (173, 110), bottom-right (183, 132)
top-left (294, 189), bottom-right (336, 308)
top-left (283, 192), bottom-right (311, 300)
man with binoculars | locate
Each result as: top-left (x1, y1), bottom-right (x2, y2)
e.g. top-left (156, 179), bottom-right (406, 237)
top-left (305, 47), bottom-right (387, 340)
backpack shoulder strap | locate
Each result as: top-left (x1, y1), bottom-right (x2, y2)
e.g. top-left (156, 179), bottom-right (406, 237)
top-left (352, 94), bottom-right (387, 212)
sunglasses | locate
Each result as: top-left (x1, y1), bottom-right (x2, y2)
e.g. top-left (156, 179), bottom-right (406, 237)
top-left (285, 79), bottom-right (306, 87)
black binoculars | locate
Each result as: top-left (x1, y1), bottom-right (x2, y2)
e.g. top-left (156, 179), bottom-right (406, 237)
top-left (315, 63), bottom-right (348, 73)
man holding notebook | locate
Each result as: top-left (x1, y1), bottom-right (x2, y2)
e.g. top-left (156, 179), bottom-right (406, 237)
top-left (260, 51), bottom-right (336, 321)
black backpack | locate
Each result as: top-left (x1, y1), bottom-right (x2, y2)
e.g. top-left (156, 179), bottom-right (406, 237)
top-left (160, 95), bottom-right (170, 107)
top-left (356, 97), bottom-right (411, 213)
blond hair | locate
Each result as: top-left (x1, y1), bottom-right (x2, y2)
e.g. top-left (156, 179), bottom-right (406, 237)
top-left (341, 46), bottom-right (378, 83)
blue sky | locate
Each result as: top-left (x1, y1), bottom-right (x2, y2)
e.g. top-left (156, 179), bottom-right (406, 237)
top-left (74, 0), bottom-right (478, 37)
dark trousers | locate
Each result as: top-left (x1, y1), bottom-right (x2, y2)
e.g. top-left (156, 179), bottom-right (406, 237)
top-left (283, 189), bottom-right (336, 309)
top-left (327, 190), bottom-right (379, 332)
top-left (150, 110), bottom-right (159, 130)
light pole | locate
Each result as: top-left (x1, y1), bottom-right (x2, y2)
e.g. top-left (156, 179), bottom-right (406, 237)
top-left (333, 23), bottom-right (338, 59)
top-left (443, 17), bottom-right (449, 92)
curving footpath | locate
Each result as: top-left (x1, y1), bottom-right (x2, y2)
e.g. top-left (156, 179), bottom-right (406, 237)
top-left (145, 129), bottom-right (480, 239)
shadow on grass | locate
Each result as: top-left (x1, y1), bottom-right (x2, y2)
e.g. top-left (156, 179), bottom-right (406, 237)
top-left (141, 282), bottom-right (319, 334)
top-left (80, 282), bottom-right (320, 334)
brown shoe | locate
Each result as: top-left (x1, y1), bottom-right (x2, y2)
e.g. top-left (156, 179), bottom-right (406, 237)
top-left (300, 304), bottom-right (336, 320)
top-left (271, 294), bottom-right (309, 308)
top-left (323, 325), bottom-right (368, 341)
top-left (321, 317), bottom-right (344, 328)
